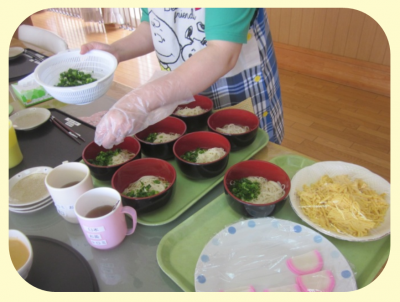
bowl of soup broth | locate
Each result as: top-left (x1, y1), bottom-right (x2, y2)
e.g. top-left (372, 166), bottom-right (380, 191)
top-left (9, 229), bottom-right (33, 279)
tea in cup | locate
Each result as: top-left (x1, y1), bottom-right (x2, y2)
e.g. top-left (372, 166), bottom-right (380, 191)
top-left (9, 229), bottom-right (33, 279)
top-left (45, 161), bottom-right (94, 223)
top-left (74, 187), bottom-right (137, 250)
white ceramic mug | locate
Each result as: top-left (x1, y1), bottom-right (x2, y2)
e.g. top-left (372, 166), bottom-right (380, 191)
top-left (45, 161), bottom-right (93, 223)
top-left (74, 187), bottom-right (137, 250)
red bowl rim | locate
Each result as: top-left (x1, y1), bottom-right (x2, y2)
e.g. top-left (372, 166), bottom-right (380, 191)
top-left (134, 116), bottom-right (187, 145)
top-left (224, 160), bottom-right (291, 206)
top-left (173, 131), bottom-right (231, 165)
top-left (111, 158), bottom-right (177, 200)
top-left (82, 137), bottom-right (141, 168)
top-left (172, 95), bottom-right (213, 117)
top-left (207, 109), bottom-right (260, 136)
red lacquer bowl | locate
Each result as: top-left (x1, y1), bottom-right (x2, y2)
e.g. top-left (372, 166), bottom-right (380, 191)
top-left (224, 160), bottom-right (291, 217)
top-left (111, 158), bottom-right (176, 213)
top-left (208, 109), bottom-right (260, 151)
top-left (135, 116), bottom-right (187, 160)
top-left (172, 95), bottom-right (213, 132)
top-left (82, 136), bottom-right (141, 181)
top-left (173, 131), bottom-right (231, 179)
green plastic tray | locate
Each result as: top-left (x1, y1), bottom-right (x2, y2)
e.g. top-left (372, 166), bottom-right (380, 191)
top-left (92, 128), bottom-right (268, 226)
top-left (156, 154), bottom-right (390, 291)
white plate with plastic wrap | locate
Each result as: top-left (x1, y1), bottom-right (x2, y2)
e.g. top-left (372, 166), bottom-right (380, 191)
top-left (194, 218), bottom-right (357, 292)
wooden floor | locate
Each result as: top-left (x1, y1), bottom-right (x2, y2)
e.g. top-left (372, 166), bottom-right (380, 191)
top-left (28, 10), bottom-right (390, 181)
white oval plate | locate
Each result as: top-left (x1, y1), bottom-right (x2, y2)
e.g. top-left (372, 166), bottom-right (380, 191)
top-left (9, 196), bottom-right (52, 210)
top-left (9, 167), bottom-right (53, 207)
top-left (195, 218), bottom-right (357, 292)
top-left (10, 108), bottom-right (51, 131)
top-left (9, 46), bottom-right (24, 60)
top-left (9, 199), bottom-right (53, 214)
top-left (289, 161), bottom-right (390, 242)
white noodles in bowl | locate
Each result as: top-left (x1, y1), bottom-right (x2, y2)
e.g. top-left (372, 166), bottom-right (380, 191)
top-left (232, 176), bottom-right (285, 204)
top-left (89, 149), bottom-right (136, 166)
top-left (110, 149), bottom-right (136, 165)
top-left (152, 132), bottom-right (181, 143)
top-left (197, 148), bottom-right (226, 163)
top-left (122, 175), bottom-right (169, 198)
top-left (174, 106), bottom-right (207, 116)
top-left (216, 123), bottom-right (250, 134)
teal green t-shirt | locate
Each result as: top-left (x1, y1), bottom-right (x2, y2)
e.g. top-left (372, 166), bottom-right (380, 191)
top-left (141, 8), bottom-right (256, 43)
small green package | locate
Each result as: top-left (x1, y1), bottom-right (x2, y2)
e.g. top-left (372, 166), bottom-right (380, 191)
top-left (11, 74), bottom-right (53, 107)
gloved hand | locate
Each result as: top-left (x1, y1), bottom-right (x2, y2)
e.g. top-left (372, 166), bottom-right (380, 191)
top-left (94, 71), bottom-right (195, 149)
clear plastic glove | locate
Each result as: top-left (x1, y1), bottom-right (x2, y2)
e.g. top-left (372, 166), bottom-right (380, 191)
top-left (95, 71), bottom-right (195, 149)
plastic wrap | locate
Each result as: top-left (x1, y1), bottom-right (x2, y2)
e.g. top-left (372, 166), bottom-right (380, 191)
top-left (194, 217), bottom-right (357, 292)
top-left (289, 161), bottom-right (390, 242)
top-left (94, 70), bottom-right (195, 149)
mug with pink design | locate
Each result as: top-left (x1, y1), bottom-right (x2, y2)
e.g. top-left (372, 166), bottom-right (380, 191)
top-left (74, 187), bottom-right (137, 250)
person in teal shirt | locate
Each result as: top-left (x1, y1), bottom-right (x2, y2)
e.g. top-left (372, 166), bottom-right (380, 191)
top-left (81, 8), bottom-right (283, 149)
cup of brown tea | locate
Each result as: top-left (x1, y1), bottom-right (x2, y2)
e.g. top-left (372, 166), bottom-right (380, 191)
top-left (45, 161), bottom-right (94, 223)
top-left (74, 187), bottom-right (137, 250)
top-left (9, 229), bottom-right (33, 279)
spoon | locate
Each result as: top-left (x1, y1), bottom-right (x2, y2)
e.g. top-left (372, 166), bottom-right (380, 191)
top-left (111, 199), bottom-right (120, 211)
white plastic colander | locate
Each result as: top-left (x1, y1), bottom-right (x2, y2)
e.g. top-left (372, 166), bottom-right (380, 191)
top-left (34, 49), bottom-right (118, 105)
